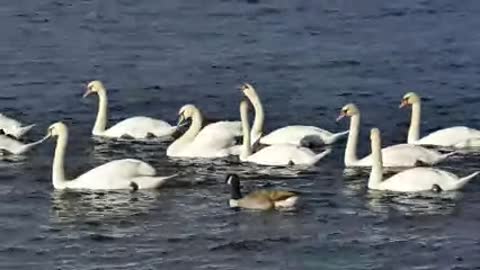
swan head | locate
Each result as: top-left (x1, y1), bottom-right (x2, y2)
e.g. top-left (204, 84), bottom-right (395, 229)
top-left (177, 104), bottom-right (198, 126)
top-left (239, 83), bottom-right (257, 98)
top-left (370, 127), bottom-right (381, 141)
top-left (336, 103), bottom-right (359, 121)
top-left (46, 122), bottom-right (68, 139)
top-left (400, 92), bottom-right (420, 108)
top-left (83, 80), bottom-right (106, 98)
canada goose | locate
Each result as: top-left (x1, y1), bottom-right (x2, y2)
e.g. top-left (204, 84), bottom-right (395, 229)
top-left (225, 174), bottom-right (299, 210)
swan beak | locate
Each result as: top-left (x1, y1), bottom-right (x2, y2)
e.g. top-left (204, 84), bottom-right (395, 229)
top-left (177, 114), bottom-right (186, 126)
top-left (83, 90), bottom-right (92, 98)
top-left (399, 100), bottom-right (408, 108)
top-left (336, 113), bottom-right (346, 122)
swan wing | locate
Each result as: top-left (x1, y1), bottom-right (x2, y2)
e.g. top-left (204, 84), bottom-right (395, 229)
top-left (104, 116), bottom-right (175, 138)
top-left (75, 159), bottom-right (156, 182)
top-left (357, 144), bottom-right (443, 167)
top-left (0, 135), bottom-right (27, 154)
top-left (247, 144), bottom-right (318, 166)
top-left (190, 121), bottom-right (241, 150)
top-left (417, 126), bottom-right (480, 147)
top-left (260, 126), bottom-right (336, 145)
top-left (381, 167), bottom-right (459, 192)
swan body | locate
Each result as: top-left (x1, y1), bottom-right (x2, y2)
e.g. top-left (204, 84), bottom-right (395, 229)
top-left (226, 174), bottom-right (299, 210)
top-left (239, 99), bottom-right (330, 166)
top-left (401, 92), bottom-right (480, 147)
top-left (0, 114), bottom-right (35, 139)
top-left (47, 122), bottom-right (177, 190)
top-left (260, 125), bottom-right (349, 146)
top-left (167, 104), bottom-right (241, 158)
top-left (84, 80), bottom-right (177, 139)
top-left (0, 134), bottom-right (47, 155)
top-left (368, 128), bottom-right (478, 192)
top-left (238, 83), bottom-right (347, 146)
top-left (338, 103), bottom-right (453, 167)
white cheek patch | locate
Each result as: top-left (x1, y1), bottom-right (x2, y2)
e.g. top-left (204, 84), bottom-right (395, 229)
top-left (227, 177), bottom-right (232, 185)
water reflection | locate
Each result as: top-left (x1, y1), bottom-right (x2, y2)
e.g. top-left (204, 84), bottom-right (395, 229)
top-left (365, 190), bottom-right (462, 216)
top-left (49, 189), bottom-right (160, 224)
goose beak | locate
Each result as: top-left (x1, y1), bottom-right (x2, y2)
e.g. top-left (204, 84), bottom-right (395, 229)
top-left (336, 113), bottom-right (346, 122)
top-left (399, 99), bottom-right (408, 108)
top-left (83, 89), bottom-right (92, 98)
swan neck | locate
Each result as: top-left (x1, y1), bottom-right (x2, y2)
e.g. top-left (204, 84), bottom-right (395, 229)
top-left (408, 102), bottom-right (421, 143)
top-left (368, 134), bottom-right (383, 189)
top-left (345, 114), bottom-right (360, 165)
top-left (173, 109), bottom-right (203, 146)
top-left (240, 105), bottom-right (252, 160)
top-left (93, 89), bottom-right (108, 135)
top-left (53, 132), bottom-right (68, 189)
top-left (247, 92), bottom-right (264, 142)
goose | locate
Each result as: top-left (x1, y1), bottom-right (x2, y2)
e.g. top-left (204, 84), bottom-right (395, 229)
top-left (0, 131), bottom-right (47, 155)
top-left (238, 84), bottom-right (348, 146)
top-left (401, 92), bottom-right (480, 147)
top-left (84, 80), bottom-right (177, 139)
top-left (226, 174), bottom-right (299, 210)
top-left (0, 114), bottom-right (35, 139)
top-left (166, 104), bottom-right (242, 158)
top-left (46, 122), bottom-right (177, 190)
top-left (239, 99), bottom-right (331, 166)
top-left (368, 127), bottom-right (479, 192)
top-left (337, 103), bottom-right (455, 167)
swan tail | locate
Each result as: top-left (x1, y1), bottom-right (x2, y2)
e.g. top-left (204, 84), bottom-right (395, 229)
top-left (326, 130), bottom-right (349, 144)
top-left (152, 125), bottom-right (179, 138)
top-left (311, 148), bottom-right (332, 165)
top-left (133, 173), bottom-right (179, 189)
top-left (17, 134), bottom-right (49, 154)
top-left (453, 171), bottom-right (480, 190)
top-left (436, 151), bottom-right (459, 163)
top-left (11, 124), bottom-right (36, 138)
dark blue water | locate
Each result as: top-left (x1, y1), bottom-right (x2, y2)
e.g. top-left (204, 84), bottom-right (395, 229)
top-left (1, 1), bottom-right (480, 269)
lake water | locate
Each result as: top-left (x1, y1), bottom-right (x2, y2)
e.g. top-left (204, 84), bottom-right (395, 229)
top-left (1, 0), bottom-right (480, 269)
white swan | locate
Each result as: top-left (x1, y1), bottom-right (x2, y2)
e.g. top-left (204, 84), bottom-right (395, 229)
top-left (401, 92), bottom-right (480, 147)
top-left (368, 128), bottom-right (479, 192)
top-left (46, 122), bottom-right (177, 190)
top-left (239, 84), bottom-right (347, 146)
top-left (167, 104), bottom-right (242, 158)
top-left (239, 99), bottom-right (331, 166)
top-left (337, 103), bottom-right (455, 167)
top-left (84, 80), bottom-right (177, 139)
top-left (0, 114), bottom-right (35, 139)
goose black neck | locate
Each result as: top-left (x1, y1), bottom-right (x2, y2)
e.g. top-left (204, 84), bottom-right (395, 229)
top-left (230, 180), bottom-right (242, 200)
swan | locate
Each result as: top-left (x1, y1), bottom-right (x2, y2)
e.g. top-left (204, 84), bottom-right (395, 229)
top-left (45, 122), bottom-right (177, 190)
top-left (401, 92), bottom-right (480, 147)
top-left (226, 174), bottom-right (299, 210)
top-left (0, 114), bottom-right (35, 139)
top-left (166, 104), bottom-right (242, 158)
top-left (84, 80), bottom-right (177, 139)
top-left (239, 84), bottom-right (348, 146)
top-left (239, 99), bottom-right (331, 166)
top-left (337, 103), bottom-right (455, 167)
top-left (368, 127), bottom-right (479, 192)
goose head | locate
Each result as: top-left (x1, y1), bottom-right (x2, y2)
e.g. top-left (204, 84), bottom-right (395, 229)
top-left (46, 122), bottom-right (68, 139)
top-left (177, 104), bottom-right (198, 126)
top-left (400, 92), bottom-right (420, 108)
top-left (336, 103), bottom-right (359, 122)
top-left (225, 174), bottom-right (242, 200)
top-left (83, 80), bottom-right (106, 98)
top-left (239, 83), bottom-right (257, 99)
